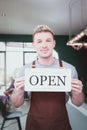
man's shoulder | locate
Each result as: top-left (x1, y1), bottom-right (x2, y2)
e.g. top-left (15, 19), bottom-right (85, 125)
top-left (60, 59), bottom-right (76, 70)
top-left (16, 62), bottom-right (32, 77)
top-left (60, 59), bottom-right (78, 78)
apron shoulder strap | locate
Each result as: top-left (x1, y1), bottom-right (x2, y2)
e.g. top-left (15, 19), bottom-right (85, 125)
top-left (59, 59), bottom-right (63, 67)
top-left (31, 60), bottom-right (36, 68)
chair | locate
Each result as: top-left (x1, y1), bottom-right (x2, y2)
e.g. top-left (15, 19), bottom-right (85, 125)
top-left (0, 99), bottom-right (22, 130)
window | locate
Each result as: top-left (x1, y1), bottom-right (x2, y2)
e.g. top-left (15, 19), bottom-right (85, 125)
top-left (0, 53), bottom-right (5, 86)
top-left (0, 42), bottom-right (54, 86)
top-left (6, 42), bottom-right (23, 84)
top-left (0, 42), bottom-right (5, 51)
top-left (6, 42), bottom-right (36, 84)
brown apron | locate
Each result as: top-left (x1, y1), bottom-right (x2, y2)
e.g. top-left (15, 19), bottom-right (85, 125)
top-left (26, 59), bottom-right (72, 130)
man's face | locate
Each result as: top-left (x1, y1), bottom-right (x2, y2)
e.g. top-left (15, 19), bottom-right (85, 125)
top-left (33, 32), bottom-right (56, 58)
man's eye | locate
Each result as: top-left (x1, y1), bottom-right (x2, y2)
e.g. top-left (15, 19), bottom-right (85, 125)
top-left (37, 40), bottom-right (42, 43)
top-left (46, 39), bottom-right (51, 42)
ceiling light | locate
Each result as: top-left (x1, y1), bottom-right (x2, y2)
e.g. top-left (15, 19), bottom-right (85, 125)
top-left (1, 11), bottom-right (6, 17)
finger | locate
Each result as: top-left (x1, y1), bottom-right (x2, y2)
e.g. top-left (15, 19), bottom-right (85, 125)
top-left (72, 86), bottom-right (82, 93)
top-left (14, 82), bottom-right (24, 89)
top-left (15, 76), bottom-right (25, 82)
top-left (14, 77), bottom-right (25, 88)
top-left (71, 79), bottom-right (80, 84)
top-left (71, 79), bottom-right (83, 88)
top-left (71, 84), bottom-right (83, 93)
top-left (71, 79), bottom-right (83, 92)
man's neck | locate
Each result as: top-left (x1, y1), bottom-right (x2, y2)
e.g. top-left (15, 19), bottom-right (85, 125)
top-left (37, 56), bottom-right (55, 66)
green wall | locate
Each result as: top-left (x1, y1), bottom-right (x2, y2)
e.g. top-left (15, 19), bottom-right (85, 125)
top-left (0, 34), bottom-right (86, 79)
top-left (55, 35), bottom-right (87, 79)
top-left (0, 34), bottom-right (32, 42)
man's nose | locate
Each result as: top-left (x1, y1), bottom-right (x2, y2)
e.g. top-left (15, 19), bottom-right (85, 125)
top-left (42, 42), bottom-right (47, 47)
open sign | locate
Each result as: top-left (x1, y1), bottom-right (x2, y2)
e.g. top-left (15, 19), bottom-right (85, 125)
top-left (25, 68), bottom-right (71, 92)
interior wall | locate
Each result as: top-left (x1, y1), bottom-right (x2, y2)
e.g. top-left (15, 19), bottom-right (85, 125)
top-left (55, 35), bottom-right (87, 79)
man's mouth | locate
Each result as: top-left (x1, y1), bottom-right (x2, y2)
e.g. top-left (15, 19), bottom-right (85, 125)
top-left (41, 49), bottom-right (48, 53)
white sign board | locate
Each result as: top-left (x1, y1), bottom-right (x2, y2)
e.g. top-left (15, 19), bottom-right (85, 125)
top-left (25, 68), bottom-right (71, 92)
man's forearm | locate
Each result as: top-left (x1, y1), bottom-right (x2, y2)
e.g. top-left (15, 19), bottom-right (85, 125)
top-left (10, 90), bottom-right (24, 108)
top-left (71, 91), bottom-right (84, 106)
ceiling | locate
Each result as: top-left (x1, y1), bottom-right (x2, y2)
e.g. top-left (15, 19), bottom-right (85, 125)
top-left (0, 0), bottom-right (87, 35)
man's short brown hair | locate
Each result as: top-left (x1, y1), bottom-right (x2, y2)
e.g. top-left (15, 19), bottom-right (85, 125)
top-left (33, 24), bottom-right (54, 40)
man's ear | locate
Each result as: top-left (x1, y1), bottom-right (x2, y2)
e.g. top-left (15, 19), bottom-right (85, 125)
top-left (53, 40), bottom-right (56, 48)
top-left (32, 42), bottom-right (35, 48)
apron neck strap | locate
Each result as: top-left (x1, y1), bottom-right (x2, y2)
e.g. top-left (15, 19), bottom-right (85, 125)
top-left (31, 59), bottom-right (63, 68)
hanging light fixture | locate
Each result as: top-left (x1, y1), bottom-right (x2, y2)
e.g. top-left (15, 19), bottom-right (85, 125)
top-left (67, 0), bottom-right (87, 51)
top-left (67, 27), bottom-right (87, 50)
top-left (67, 27), bottom-right (87, 44)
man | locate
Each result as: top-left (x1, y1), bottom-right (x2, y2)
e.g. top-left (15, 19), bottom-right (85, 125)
top-left (10, 25), bottom-right (84, 130)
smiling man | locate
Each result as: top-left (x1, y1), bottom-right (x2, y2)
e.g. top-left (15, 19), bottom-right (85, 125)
top-left (10, 24), bottom-right (84, 130)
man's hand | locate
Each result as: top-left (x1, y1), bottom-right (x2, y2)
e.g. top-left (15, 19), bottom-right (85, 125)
top-left (71, 79), bottom-right (84, 106)
top-left (10, 77), bottom-right (25, 107)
